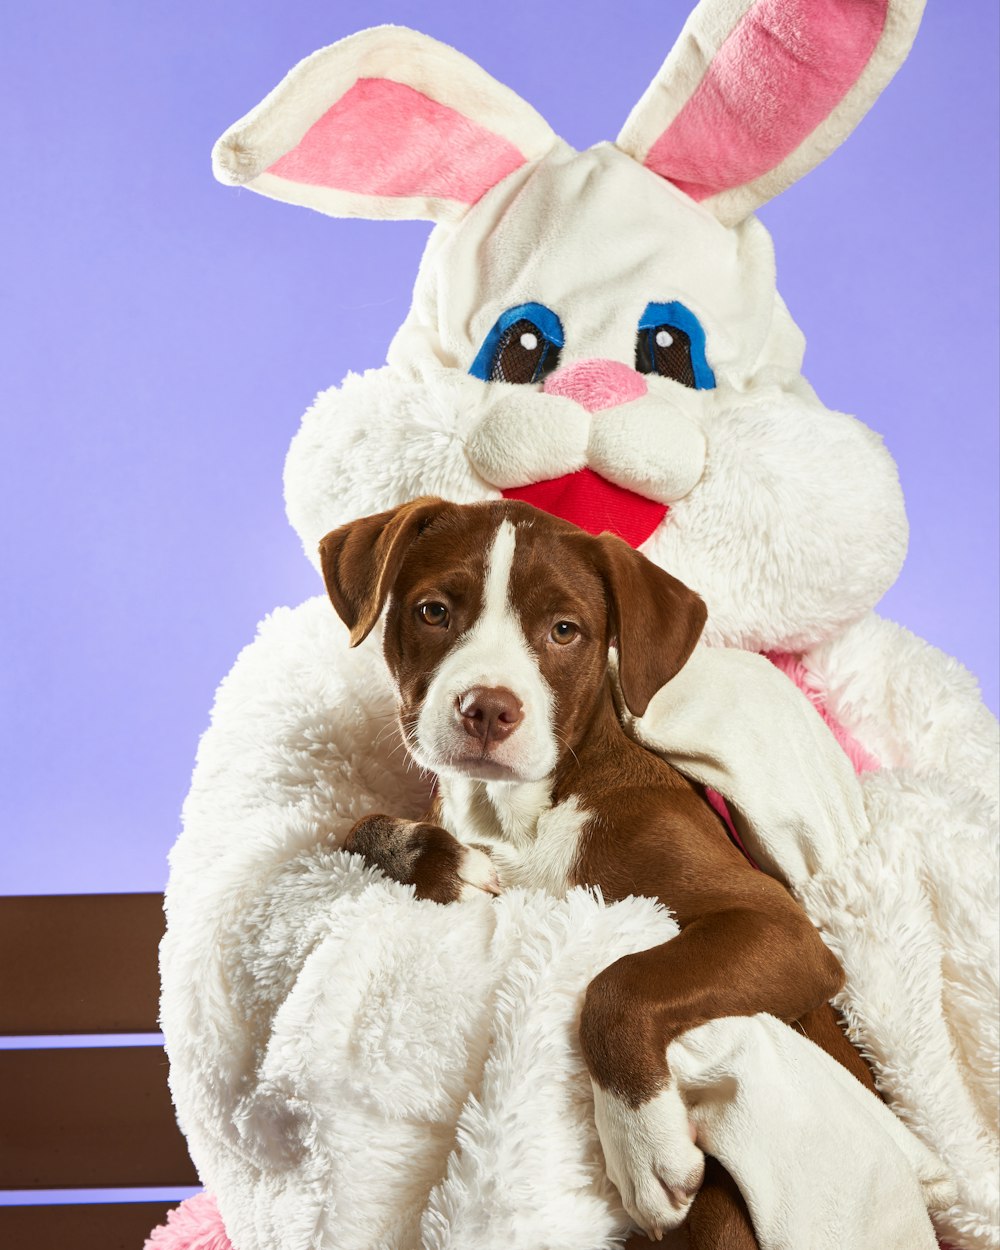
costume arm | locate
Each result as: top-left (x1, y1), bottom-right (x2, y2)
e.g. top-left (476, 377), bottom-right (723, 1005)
top-left (628, 643), bottom-right (869, 887)
top-left (160, 595), bottom-right (431, 1178)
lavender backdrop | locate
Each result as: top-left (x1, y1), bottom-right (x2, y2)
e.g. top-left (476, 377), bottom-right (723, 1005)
top-left (2, 1), bottom-right (997, 897)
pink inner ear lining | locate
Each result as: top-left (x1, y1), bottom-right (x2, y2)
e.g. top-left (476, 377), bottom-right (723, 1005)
top-left (267, 77), bottom-right (526, 205)
top-left (645, 0), bottom-right (889, 201)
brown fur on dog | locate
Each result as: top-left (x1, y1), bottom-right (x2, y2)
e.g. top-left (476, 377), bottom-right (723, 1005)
top-left (323, 498), bottom-right (877, 1249)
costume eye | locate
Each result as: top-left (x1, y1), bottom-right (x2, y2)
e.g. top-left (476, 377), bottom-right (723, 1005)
top-left (418, 602), bottom-right (450, 628)
top-left (490, 319), bottom-right (561, 384)
top-left (469, 302), bottom-right (564, 385)
top-left (550, 620), bottom-right (579, 645)
top-left (635, 301), bottom-right (716, 390)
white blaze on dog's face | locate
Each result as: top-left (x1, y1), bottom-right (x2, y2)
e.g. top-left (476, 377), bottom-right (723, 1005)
top-left (378, 505), bottom-right (617, 785)
top-left (319, 498), bottom-right (707, 787)
top-left (412, 518), bottom-right (556, 781)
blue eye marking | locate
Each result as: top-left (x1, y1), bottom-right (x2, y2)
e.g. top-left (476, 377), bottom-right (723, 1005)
top-left (469, 302), bottom-right (565, 384)
top-left (637, 301), bottom-right (716, 390)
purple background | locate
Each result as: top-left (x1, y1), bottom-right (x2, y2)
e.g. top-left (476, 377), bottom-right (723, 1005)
top-left (3, 1), bottom-right (998, 898)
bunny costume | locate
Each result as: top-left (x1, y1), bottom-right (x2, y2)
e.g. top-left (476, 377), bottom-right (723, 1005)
top-left (161, 3), bottom-right (999, 1247)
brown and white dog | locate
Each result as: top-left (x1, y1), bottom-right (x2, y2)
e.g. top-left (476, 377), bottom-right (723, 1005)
top-left (319, 497), bottom-right (876, 1248)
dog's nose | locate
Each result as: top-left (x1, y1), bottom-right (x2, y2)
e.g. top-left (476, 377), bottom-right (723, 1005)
top-left (457, 687), bottom-right (523, 745)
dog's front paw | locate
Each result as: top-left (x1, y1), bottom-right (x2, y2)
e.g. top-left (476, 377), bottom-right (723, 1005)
top-left (409, 825), bottom-right (500, 904)
top-left (343, 815), bottom-right (500, 903)
top-left (456, 844), bottom-right (502, 901)
top-left (592, 1080), bottom-right (704, 1240)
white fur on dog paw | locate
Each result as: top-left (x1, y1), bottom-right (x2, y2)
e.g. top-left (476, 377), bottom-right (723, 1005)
top-left (592, 1079), bottom-right (704, 1240)
top-left (458, 846), bottom-right (502, 899)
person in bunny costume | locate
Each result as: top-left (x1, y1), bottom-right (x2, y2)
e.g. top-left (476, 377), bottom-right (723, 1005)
top-left (160, 2), bottom-right (998, 1249)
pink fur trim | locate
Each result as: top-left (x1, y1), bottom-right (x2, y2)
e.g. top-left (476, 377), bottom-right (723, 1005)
top-left (543, 359), bottom-right (648, 412)
top-left (646, 0), bottom-right (888, 201)
top-left (707, 651), bottom-right (880, 872)
top-left (268, 78), bottom-right (525, 204)
top-left (143, 1191), bottom-right (233, 1250)
top-left (766, 650), bottom-right (881, 774)
top-left (705, 785), bottom-right (758, 866)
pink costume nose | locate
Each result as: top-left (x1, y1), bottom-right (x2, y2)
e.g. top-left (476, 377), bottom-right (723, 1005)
top-left (542, 359), bottom-right (648, 412)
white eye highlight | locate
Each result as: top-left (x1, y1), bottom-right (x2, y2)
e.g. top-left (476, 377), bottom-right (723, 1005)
top-left (519, 331), bottom-right (538, 351)
top-left (655, 329), bottom-right (674, 348)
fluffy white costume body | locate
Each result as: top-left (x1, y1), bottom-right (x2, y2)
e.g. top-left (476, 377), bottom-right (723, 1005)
top-left (162, 4), bottom-right (999, 1247)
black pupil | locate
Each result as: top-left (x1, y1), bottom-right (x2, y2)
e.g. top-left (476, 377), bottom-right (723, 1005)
top-left (490, 319), bottom-right (560, 385)
top-left (555, 622), bottom-right (572, 637)
top-left (423, 604), bottom-right (445, 622)
top-left (635, 324), bottom-right (696, 388)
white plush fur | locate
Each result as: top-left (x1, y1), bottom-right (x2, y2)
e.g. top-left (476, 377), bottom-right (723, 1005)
top-left (213, 26), bottom-right (556, 223)
top-left (164, 7), bottom-right (999, 1249)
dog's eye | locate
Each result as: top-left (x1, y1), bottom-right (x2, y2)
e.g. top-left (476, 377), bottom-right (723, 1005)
top-left (635, 301), bottom-right (716, 390)
top-left (469, 302), bottom-right (564, 386)
top-left (550, 621), bottom-right (579, 645)
top-left (418, 602), bottom-right (450, 628)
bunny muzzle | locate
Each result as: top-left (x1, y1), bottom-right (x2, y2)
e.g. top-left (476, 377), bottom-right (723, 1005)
top-left (468, 358), bottom-right (707, 549)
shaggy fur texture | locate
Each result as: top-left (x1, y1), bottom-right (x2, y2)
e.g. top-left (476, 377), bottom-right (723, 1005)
top-left (144, 1191), bottom-right (231, 1250)
top-left (164, 6), bottom-right (999, 1249)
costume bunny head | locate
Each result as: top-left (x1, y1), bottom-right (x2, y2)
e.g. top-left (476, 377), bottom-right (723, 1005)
top-left (214, 0), bottom-right (923, 653)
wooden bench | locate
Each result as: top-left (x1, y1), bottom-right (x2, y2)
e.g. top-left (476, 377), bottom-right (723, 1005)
top-left (0, 893), bottom-right (199, 1249)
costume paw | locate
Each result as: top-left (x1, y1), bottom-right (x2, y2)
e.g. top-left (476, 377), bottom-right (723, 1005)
top-left (592, 1079), bottom-right (704, 1240)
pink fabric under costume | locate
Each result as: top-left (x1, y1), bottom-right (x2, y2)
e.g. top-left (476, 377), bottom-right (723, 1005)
top-left (144, 1190), bottom-right (232, 1250)
top-left (765, 650), bottom-right (882, 774)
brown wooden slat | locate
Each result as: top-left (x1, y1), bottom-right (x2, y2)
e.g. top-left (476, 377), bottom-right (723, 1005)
top-left (0, 1201), bottom-right (179, 1250)
top-left (0, 1047), bottom-right (199, 1188)
top-left (0, 893), bottom-right (165, 1034)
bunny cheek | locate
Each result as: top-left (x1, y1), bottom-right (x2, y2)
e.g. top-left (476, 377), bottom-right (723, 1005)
top-left (465, 386), bottom-right (590, 491)
top-left (645, 393), bottom-right (909, 652)
top-left (585, 387), bottom-right (707, 505)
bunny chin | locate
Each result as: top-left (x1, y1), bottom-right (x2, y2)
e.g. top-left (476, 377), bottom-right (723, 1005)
top-left (160, 9), bottom-right (998, 1250)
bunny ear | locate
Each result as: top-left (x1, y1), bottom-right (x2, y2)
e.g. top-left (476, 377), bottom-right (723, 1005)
top-left (617, 0), bottom-right (925, 226)
top-left (212, 26), bottom-right (557, 224)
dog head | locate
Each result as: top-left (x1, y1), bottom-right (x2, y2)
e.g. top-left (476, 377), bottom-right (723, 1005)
top-left (320, 499), bottom-right (706, 783)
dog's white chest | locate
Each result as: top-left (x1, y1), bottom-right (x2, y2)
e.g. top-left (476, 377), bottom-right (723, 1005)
top-left (440, 780), bottom-right (589, 897)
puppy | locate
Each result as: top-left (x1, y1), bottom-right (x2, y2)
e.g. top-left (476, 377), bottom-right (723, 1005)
top-left (319, 497), bottom-right (876, 1248)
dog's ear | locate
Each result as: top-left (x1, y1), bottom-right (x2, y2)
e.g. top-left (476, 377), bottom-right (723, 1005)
top-left (319, 497), bottom-right (450, 646)
top-left (595, 533), bottom-right (707, 717)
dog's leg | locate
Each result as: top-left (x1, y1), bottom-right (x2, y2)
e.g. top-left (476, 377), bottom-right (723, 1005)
top-left (343, 813), bottom-right (501, 903)
top-left (580, 903), bottom-right (844, 1237)
top-left (621, 1157), bottom-right (757, 1250)
top-left (685, 1158), bottom-right (757, 1250)
top-left (796, 1002), bottom-right (878, 1094)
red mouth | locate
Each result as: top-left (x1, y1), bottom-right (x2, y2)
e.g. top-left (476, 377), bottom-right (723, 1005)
top-left (502, 468), bottom-right (668, 549)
